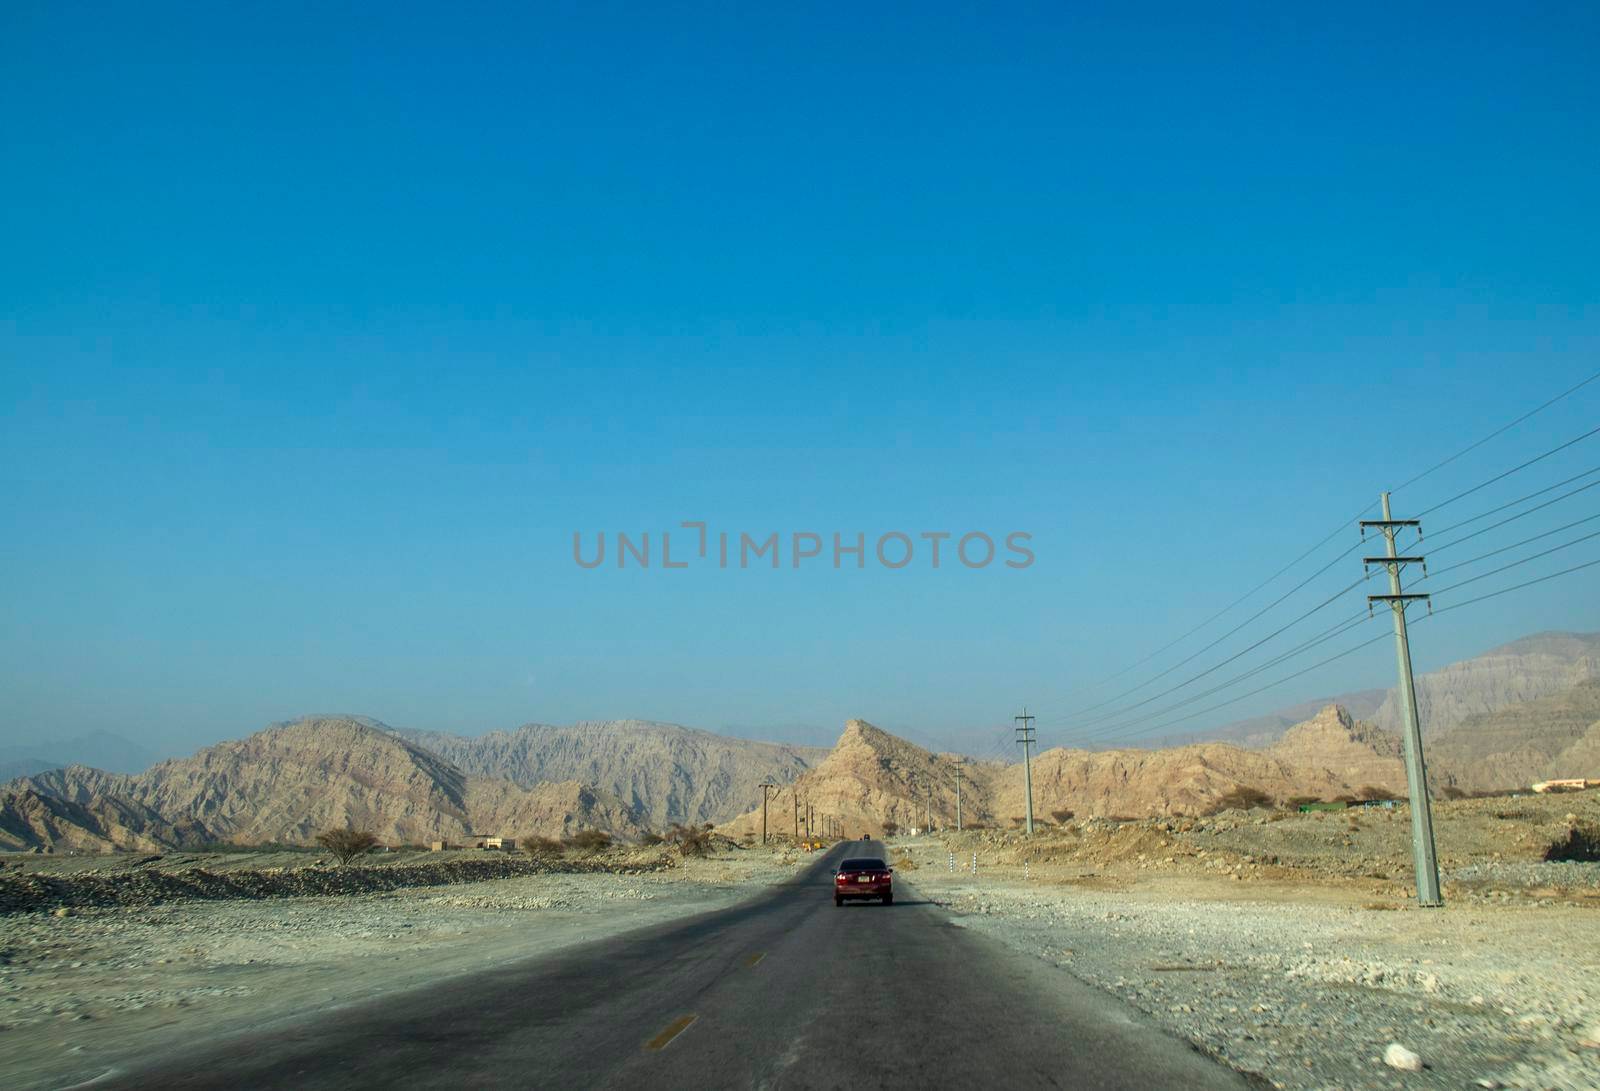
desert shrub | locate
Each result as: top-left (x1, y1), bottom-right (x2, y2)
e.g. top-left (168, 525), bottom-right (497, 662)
top-left (668, 823), bottom-right (713, 857)
top-left (1544, 823), bottom-right (1600, 862)
top-left (565, 829), bottom-right (612, 852)
top-left (315, 829), bottom-right (378, 866)
top-left (881, 821), bottom-right (898, 836)
top-left (523, 835), bottom-right (564, 857)
top-left (1050, 809), bottom-right (1074, 824)
top-left (1441, 786), bottom-right (1467, 800)
top-left (1210, 786), bottom-right (1273, 813)
top-left (1285, 795), bottom-right (1320, 809)
top-left (1357, 785), bottom-right (1401, 802)
top-left (638, 831), bottom-right (665, 846)
top-left (1009, 816), bottom-right (1025, 826)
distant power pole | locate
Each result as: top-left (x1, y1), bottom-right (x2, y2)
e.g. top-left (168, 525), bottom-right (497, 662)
top-left (793, 793), bottom-right (800, 840)
top-left (1361, 493), bottom-right (1443, 908)
top-left (758, 783), bottom-right (775, 845)
top-left (923, 779), bottom-right (932, 832)
top-left (953, 762), bottom-right (965, 831)
top-left (1015, 708), bottom-right (1037, 836)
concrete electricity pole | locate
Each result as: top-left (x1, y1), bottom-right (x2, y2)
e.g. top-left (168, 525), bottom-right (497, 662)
top-left (793, 793), bottom-right (800, 840)
top-left (953, 762), bottom-right (965, 831)
top-left (923, 779), bottom-right (931, 833)
top-left (1015, 708), bottom-right (1036, 836)
top-left (1361, 493), bottom-right (1443, 907)
top-left (758, 783), bottom-right (775, 845)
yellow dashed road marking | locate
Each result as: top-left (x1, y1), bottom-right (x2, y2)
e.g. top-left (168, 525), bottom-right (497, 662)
top-left (645, 1014), bottom-right (698, 1051)
top-left (744, 952), bottom-right (766, 968)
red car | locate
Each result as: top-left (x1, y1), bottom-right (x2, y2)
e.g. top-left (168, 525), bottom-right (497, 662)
top-left (834, 857), bottom-right (893, 906)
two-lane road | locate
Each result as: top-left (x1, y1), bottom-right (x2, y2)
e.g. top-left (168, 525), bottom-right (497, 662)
top-left (108, 842), bottom-right (1251, 1089)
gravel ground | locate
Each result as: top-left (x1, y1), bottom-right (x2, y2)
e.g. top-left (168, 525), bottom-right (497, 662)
top-left (0, 849), bottom-right (801, 1091)
top-left (902, 843), bottom-right (1600, 1091)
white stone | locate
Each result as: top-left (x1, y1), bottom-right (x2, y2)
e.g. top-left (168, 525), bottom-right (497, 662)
top-left (1383, 1043), bottom-right (1423, 1072)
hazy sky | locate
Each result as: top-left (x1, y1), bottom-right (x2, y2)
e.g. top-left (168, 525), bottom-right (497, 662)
top-left (4, 4), bottom-right (1599, 759)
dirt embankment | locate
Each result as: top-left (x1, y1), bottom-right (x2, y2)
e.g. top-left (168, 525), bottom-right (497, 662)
top-left (931, 788), bottom-right (1600, 902)
top-left (0, 847), bottom-right (679, 915)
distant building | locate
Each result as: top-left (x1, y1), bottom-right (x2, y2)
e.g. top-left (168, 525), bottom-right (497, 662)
top-left (1532, 779), bottom-right (1597, 793)
top-left (470, 834), bottom-right (516, 851)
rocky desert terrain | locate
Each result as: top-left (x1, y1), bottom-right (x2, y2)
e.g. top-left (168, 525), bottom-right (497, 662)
top-left (896, 790), bottom-right (1600, 1091)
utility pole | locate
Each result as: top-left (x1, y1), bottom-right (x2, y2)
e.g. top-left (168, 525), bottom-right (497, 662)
top-left (793, 793), bottom-right (799, 841)
top-left (1361, 493), bottom-right (1443, 907)
top-left (953, 762), bottom-right (965, 831)
top-left (923, 778), bottom-right (931, 833)
top-left (758, 783), bottom-right (775, 845)
top-left (1015, 708), bottom-right (1037, 836)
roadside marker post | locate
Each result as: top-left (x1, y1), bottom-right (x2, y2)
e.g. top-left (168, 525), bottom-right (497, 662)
top-left (970, 852), bottom-right (977, 876)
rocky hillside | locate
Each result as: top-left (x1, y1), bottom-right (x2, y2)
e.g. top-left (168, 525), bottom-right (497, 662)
top-left (393, 720), bottom-right (826, 827)
top-left (720, 719), bottom-right (1006, 839)
top-left (1168, 691), bottom-right (1388, 749)
top-left (1186, 631), bottom-right (1599, 748)
top-left (0, 789), bottom-right (194, 853)
top-left (1428, 679), bottom-right (1600, 792)
top-left (8, 717), bottom-right (643, 851)
top-left (990, 740), bottom-right (1350, 821)
top-left (1371, 631), bottom-right (1600, 737)
top-left (721, 715), bottom-right (1418, 835)
top-left (1263, 706), bottom-right (1407, 794)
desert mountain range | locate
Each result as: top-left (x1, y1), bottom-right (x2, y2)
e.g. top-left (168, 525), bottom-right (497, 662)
top-left (3, 631), bottom-right (1596, 853)
top-left (390, 720), bottom-right (826, 828)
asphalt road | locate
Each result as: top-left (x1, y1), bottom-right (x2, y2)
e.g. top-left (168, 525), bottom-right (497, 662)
top-left (105, 842), bottom-right (1253, 1090)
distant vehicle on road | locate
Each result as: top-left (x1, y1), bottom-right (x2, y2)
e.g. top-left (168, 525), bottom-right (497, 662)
top-left (834, 857), bottom-right (893, 906)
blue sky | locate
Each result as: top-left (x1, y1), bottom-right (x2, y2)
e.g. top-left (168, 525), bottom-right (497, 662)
top-left (4, 3), bottom-right (1599, 759)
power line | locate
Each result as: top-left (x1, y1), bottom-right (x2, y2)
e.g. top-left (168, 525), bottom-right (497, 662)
top-left (1090, 626), bottom-right (1394, 743)
top-left (1064, 495), bottom-right (1600, 747)
top-left (1431, 556), bottom-right (1600, 615)
top-left (1051, 514), bottom-right (1370, 711)
top-left (1390, 369), bottom-right (1600, 494)
top-left (1077, 533), bottom-right (1600, 750)
top-left (1428, 473), bottom-right (1600, 552)
top-left (1062, 570), bottom-right (1369, 731)
top-left (1048, 370), bottom-right (1600, 716)
top-left (1421, 528), bottom-right (1600, 598)
top-left (1061, 610), bottom-right (1375, 745)
top-left (1416, 425), bottom-right (1600, 518)
top-left (1422, 511), bottom-right (1600, 577)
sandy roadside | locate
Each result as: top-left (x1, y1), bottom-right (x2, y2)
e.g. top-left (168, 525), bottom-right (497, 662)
top-left (0, 851), bottom-right (799, 1091)
top-left (898, 840), bottom-right (1600, 1091)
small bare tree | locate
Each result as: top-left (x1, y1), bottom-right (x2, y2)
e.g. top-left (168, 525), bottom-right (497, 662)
top-left (565, 829), bottom-right (611, 852)
top-left (316, 829), bottom-right (378, 866)
top-left (1050, 809), bottom-right (1074, 824)
top-left (523, 835), bottom-right (564, 858)
top-left (1209, 786), bottom-right (1273, 814)
top-left (881, 820), bottom-right (898, 836)
top-left (668, 822), bottom-right (713, 857)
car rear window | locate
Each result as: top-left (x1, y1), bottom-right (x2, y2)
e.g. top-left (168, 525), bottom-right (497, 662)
top-left (840, 859), bottom-right (887, 872)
